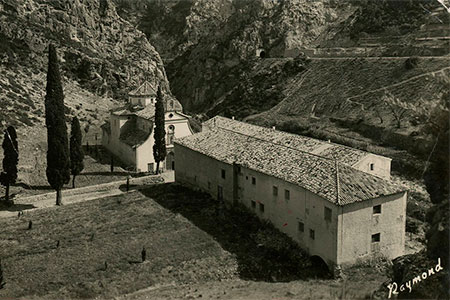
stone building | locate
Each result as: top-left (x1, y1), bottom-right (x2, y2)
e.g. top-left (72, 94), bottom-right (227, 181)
top-left (102, 81), bottom-right (193, 172)
top-left (174, 116), bottom-right (407, 270)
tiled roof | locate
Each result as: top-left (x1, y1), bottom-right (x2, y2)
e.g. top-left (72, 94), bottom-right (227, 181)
top-left (112, 95), bottom-right (183, 120)
top-left (175, 127), bottom-right (405, 206)
top-left (135, 104), bottom-right (156, 119)
top-left (111, 107), bottom-right (134, 117)
top-left (203, 116), bottom-right (377, 166)
top-left (129, 81), bottom-right (157, 97)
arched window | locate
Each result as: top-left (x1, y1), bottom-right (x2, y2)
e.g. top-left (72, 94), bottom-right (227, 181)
top-left (167, 125), bottom-right (175, 144)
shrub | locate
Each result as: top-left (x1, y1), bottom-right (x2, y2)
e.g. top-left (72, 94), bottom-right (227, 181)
top-left (405, 56), bottom-right (419, 70)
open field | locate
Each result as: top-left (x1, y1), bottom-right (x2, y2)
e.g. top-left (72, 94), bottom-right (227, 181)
top-left (0, 183), bottom-right (392, 299)
top-left (0, 189), bottom-right (237, 299)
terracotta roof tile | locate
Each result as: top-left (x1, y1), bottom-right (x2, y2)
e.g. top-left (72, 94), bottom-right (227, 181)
top-left (176, 127), bottom-right (405, 206)
top-left (203, 116), bottom-right (372, 166)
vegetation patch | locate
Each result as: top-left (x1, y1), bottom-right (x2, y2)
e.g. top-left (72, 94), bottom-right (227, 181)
top-left (350, 0), bottom-right (436, 39)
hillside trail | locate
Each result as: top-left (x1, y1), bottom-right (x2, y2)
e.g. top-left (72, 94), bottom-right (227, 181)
top-left (345, 65), bottom-right (450, 103)
top-left (0, 171), bottom-right (174, 218)
top-left (245, 60), bottom-right (449, 121)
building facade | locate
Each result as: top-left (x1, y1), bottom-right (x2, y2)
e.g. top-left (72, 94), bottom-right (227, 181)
top-left (102, 81), bottom-right (193, 172)
top-left (174, 117), bottom-right (407, 270)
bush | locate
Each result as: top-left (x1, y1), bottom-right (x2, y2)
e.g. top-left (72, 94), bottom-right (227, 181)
top-left (405, 56), bottom-right (419, 70)
top-left (406, 216), bottom-right (420, 234)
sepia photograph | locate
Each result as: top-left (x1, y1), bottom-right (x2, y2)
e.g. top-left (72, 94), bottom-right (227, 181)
top-left (0, 0), bottom-right (448, 299)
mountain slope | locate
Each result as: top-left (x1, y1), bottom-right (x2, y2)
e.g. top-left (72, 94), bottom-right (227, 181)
top-left (0, 0), bottom-right (170, 191)
top-left (163, 0), bottom-right (355, 111)
top-left (0, 0), bottom-right (169, 129)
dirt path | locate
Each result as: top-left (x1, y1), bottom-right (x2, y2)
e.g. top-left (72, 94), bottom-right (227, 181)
top-left (0, 171), bottom-right (174, 218)
top-left (345, 65), bottom-right (450, 103)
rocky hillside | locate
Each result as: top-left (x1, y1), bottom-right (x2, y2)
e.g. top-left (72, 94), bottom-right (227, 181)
top-left (0, 0), bottom-right (169, 130)
top-left (162, 0), bottom-right (355, 111)
top-left (119, 0), bottom-right (447, 118)
top-left (0, 0), bottom-right (170, 188)
top-left (115, 0), bottom-right (235, 62)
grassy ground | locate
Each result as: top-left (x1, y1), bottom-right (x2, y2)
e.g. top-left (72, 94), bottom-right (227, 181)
top-left (0, 184), bottom-right (391, 299)
top-left (0, 189), bottom-right (237, 299)
top-left (0, 139), bottom-right (129, 200)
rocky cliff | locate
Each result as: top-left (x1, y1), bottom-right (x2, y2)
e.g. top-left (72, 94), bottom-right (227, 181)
top-left (0, 0), bottom-right (171, 190)
top-left (0, 0), bottom-right (169, 129)
top-left (121, 0), bottom-right (447, 120)
top-left (160, 0), bottom-right (355, 111)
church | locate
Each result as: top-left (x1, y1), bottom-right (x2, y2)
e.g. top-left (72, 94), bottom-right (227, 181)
top-left (101, 81), bottom-right (193, 172)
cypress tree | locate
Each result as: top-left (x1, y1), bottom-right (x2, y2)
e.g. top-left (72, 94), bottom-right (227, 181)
top-left (69, 116), bottom-right (84, 188)
top-left (45, 44), bottom-right (70, 205)
top-left (153, 86), bottom-right (166, 173)
top-left (0, 126), bottom-right (18, 203)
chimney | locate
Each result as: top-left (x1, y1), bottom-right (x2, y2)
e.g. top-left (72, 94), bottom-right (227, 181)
top-left (272, 126), bottom-right (276, 130)
top-left (232, 116), bottom-right (235, 120)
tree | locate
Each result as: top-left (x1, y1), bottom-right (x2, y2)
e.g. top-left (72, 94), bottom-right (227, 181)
top-left (0, 126), bottom-right (18, 203)
top-left (382, 91), bottom-right (408, 128)
top-left (45, 44), bottom-right (70, 205)
top-left (153, 86), bottom-right (166, 173)
top-left (69, 116), bottom-right (84, 188)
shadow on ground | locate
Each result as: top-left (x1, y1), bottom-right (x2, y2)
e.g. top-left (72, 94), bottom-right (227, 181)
top-left (81, 171), bottom-right (130, 176)
top-left (0, 202), bottom-right (36, 212)
top-left (13, 183), bottom-right (51, 191)
top-left (118, 184), bottom-right (138, 192)
top-left (140, 183), bottom-right (332, 282)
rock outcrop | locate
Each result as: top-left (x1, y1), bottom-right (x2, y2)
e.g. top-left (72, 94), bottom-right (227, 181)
top-left (0, 0), bottom-right (169, 128)
top-left (161, 0), bottom-right (355, 112)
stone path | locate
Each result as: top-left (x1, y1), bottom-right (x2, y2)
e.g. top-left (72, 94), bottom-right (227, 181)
top-left (0, 171), bottom-right (175, 218)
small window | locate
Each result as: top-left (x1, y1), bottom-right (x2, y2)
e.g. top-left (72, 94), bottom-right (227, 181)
top-left (251, 200), bottom-right (256, 209)
top-left (208, 181), bottom-right (211, 189)
top-left (298, 222), bottom-right (304, 232)
top-left (309, 229), bottom-right (315, 240)
top-left (273, 186), bottom-right (278, 196)
top-left (285, 189), bottom-right (290, 200)
top-left (221, 169), bottom-right (226, 179)
top-left (373, 205), bottom-right (381, 214)
top-left (372, 233), bottom-right (380, 243)
top-left (370, 163), bottom-right (374, 171)
top-left (324, 207), bottom-right (332, 221)
top-left (237, 166), bottom-right (241, 174)
top-left (194, 176), bottom-right (197, 183)
top-left (259, 203), bottom-right (264, 213)
top-left (252, 177), bottom-right (256, 185)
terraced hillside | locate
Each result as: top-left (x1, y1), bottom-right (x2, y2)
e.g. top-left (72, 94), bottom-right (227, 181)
top-left (254, 57), bottom-right (449, 124)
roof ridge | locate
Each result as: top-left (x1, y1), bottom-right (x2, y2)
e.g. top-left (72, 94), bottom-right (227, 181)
top-left (129, 80), bottom-right (157, 96)
top-left (214, 125), bottom-right (338, 163)
top-left (210, 116), bottom-right (370, 158)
